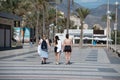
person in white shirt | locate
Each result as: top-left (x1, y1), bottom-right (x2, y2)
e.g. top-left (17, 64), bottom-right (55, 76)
top-left (54, 36), bottom-right (62, 65)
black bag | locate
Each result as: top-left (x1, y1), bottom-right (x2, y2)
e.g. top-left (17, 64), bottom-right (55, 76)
top-left (41, 40), bottom-right (48, 51)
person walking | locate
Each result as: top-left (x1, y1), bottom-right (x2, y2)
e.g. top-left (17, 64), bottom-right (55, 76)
top-left (29, 38), bottom-right (33, 47)
top-left (54, 36), bottom-right (62, 65)
top-left (63, 34), bottom-right (72, 65)
top-left (38, 35), bottom-right (50, 64)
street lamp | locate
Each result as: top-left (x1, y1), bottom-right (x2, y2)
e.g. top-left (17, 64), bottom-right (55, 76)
top-left (48, 0), bottom-right (61, 36)
top-left (49, 23), bottom-right (54, 42)
top-left (106, 0), bottom-right (111, 49)
top-left (114, 0), bottom-right (119, 52)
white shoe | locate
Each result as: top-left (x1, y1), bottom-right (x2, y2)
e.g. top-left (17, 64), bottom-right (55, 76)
top-left (55, 62), bottom-right (59, 65)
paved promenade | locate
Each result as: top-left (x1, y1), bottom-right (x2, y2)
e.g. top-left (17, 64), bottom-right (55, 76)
top-left (0, 44), bottom-right (120, 80)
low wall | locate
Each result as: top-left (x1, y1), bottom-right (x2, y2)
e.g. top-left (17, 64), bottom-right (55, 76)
top-left (109, 45), bottom-right (120, 57)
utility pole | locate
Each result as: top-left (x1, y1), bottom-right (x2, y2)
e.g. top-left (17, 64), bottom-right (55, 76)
top-left (106, 0), bottom-right (110, 49)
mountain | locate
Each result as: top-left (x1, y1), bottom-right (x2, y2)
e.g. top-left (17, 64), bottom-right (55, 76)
top-left (85, 4), bottom-right (120, 30)
top-left (57, 0), bottom-right (83, 16)
top-left (57, 1), bottom-right (120, 30)
top-left (90, 4), bottom-right (120, 17)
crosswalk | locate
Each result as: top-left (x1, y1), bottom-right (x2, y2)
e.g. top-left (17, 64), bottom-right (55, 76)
top-left (0, 62), bottom-right (120, 80)
top-left (0, 47), bottom-right (120, 80)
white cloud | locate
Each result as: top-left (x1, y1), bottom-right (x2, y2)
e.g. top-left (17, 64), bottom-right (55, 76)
top-left (80, 0), bottom-right (98, 3)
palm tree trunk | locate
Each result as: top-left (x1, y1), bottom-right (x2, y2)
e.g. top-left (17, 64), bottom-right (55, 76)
top-left (66, 0), bottom-right (70, 34)
top-left (35, 11), bottom-right (39, 44)
top-left (80, 21), bottom-right (83, 48)
top-left (43, 6), bottom-right (45, 35)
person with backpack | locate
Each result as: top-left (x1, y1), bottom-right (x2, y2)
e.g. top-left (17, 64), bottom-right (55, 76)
top-left (38, 35), bottom-right (50, 64)
top-left (54, 36), bottom-right (62, 65)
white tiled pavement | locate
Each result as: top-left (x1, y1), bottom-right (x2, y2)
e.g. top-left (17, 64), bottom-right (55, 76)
top-left (0, 44), bottom-right (120, 80)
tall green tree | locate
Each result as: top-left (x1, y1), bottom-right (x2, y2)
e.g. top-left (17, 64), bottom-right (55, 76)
top-left (25, 0), bottom-right (49, 44)
top-left (0, 0), bottom-right (21, 14)
top-left (0, 0), bottom-right (49, 44)
top-left (76, 8), bottom-right (90, 48)
top-left (0, 0), bottom-right (26, 44)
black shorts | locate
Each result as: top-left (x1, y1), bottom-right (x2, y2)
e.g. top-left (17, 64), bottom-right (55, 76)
top-left (64, 45), bottom-right (71, 52)
top-left (54, 47), bottom-right (57, 53)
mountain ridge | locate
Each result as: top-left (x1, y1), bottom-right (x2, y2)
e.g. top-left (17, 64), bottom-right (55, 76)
top-left (57, 1), bottom-right (120, 30)
top-left (85, 4), bottom-right (120, 30)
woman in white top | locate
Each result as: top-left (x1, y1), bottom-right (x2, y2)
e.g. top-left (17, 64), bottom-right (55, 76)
top-left (54, 36), bottom-right (62, 65)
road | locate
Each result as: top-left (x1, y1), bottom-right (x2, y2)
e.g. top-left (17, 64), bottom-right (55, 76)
top-left (0, 44), bottom-right (120, 80)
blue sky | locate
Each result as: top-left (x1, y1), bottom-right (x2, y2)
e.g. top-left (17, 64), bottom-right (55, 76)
top-left (74, 0), bottom-right (120, 9)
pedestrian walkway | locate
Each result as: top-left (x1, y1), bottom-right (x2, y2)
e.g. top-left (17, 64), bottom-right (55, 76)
top-left (0, 43), bottom-right (37, 58)
top-left (0, 44), bottom-right (120, 80)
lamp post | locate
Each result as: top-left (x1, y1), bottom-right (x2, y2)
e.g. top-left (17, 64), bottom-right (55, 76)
top-left (106, 0), bottom-right (111, 49)
top-left (108, 15), bottom-right (112, 47)
top-left (48, 0), bottom-right (61, 37)
top-left (114, 1), bottom-right (119, 52)
top-left (49, 23), bottom-right (54, 42)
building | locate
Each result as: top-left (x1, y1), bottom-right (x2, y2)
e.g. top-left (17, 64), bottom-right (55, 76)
top-left (55, 29), bottom-right (93, 44)
top-left (0, 12), bottom-right (22, 50)
top-left (55, 29), bottom-right (111, 45)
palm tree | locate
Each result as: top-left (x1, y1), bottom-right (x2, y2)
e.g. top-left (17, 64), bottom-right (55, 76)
top-left (0, 0), bottom-right (50, 44)
top-left (27, 0), bottom-right (49, 44)
top-left (66, 0), bottom-right (74, 34)
top-left (0, 0), bottom-right (21, 14)
top-left (0, 0), bottom-right (27, 44)
top-left (54, 16), bottom-right (66, 33)
top-left (48, 8), bottom-right (56, 22)
top-left (76, 8), bottom-right (90, 48)
top-left (20, 0), bottom-right (52, 44)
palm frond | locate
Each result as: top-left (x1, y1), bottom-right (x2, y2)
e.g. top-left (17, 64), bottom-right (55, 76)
top-left (76, 8), bottom-right (90, 21)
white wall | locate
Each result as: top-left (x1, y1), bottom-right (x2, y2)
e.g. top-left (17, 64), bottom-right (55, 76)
top-left (56, 29), bottom-right (93, 44)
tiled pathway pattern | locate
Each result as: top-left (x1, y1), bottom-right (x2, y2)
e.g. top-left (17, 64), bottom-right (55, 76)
top-left (0, 46), bottom-right (120, 80)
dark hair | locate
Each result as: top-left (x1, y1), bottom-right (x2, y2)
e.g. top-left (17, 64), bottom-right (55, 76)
top-left (66, 34), bottom-right (69, 39)
top-left (55, 36), bottom-right (59, 44)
